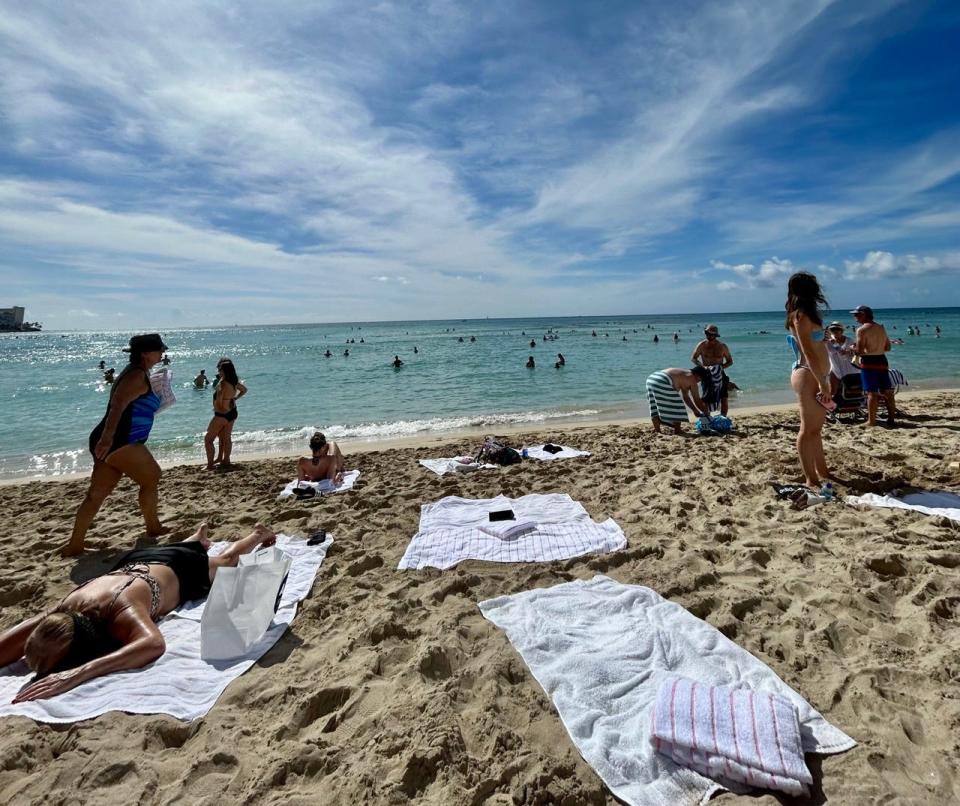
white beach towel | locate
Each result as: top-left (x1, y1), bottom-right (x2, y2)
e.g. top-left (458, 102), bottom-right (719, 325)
top-left (651, 676), bottom-right (812, 797)
top-left (0, 534), bottom-right (331, 724)
top-left (844, 490), bottom-right (960, 523)
top-left (398, 493), bottom-right (626, 570)
top-left (418, 457), bottom-right (498, 476)
top-left (479, 575), bottom-right (855, 806)
top-left (278, 470), bottom-right (360, 499)
top-left (526, 444), bottom-right (591, 461)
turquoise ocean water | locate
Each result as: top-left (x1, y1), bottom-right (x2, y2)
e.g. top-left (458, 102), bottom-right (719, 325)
top-left (1, 309), bottom-right (957, 480)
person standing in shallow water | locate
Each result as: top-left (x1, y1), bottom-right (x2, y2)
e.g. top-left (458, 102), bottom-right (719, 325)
top-left (66, 334), bottom-right (170, 556)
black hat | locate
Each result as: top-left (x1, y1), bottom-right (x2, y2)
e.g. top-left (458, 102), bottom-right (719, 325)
top-left (849, 305), bottom-right (873, 318)
top-left (122, 333), bottom-right (168, 353)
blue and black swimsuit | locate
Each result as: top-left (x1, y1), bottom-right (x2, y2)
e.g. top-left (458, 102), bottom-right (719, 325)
top-left (89, 369), bottom-right (161, 457)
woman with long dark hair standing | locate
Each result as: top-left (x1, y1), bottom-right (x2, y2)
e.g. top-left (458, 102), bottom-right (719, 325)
top-left (204, 358), bottom-right (247, 470)
top-left (785, 273), bottom-right (833, 487)
top-left (66, 334), bottom-right (169, 556)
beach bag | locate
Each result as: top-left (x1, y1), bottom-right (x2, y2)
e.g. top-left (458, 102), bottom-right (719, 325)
top-left (200, 546), bottom-right (292, 660)
top-left (149, 368), bottom-right (177, 413)
top-left (475, 439), bottom-right (521, 466)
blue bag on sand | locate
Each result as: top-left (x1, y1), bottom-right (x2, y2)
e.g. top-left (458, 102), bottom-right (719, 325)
top-left (697, 415), bottom-right (732, 434)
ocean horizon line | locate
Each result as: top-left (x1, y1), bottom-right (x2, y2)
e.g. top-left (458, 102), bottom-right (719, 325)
top-left (10, 305), bottom-right (960, 334)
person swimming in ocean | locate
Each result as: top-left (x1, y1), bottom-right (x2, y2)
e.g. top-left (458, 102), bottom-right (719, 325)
top-left (557, 353), bottom-right (565, 365)
top-left (297, 432), bottom-right (345, 483)
top-left (103, 368), bottom-right (116, 384)
top-left (392, 355), bottom-right (404, 368)
top-left (526, 355), bottom-right (535, 368)
top-left (324, 349), bottom-right (332, 357)
top-left (1, 523), bottom-right (277, 702)
top-left (193, 369), bottom-right (209, 389)
top-left (529, 339), bottom-right (536, 348)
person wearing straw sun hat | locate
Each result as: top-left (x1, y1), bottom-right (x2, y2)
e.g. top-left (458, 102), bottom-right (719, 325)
top-left (65, 334), bottom-right (171, 556)
top-left (691, 324), bottom-right (734, 415)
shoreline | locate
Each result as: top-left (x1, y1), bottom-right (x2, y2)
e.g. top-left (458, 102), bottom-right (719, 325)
top-left (2, 386), bottom-right (955, 487)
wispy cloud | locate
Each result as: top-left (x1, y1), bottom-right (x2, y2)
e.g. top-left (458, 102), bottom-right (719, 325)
top-left (845, 250), bottom-right (960, 279)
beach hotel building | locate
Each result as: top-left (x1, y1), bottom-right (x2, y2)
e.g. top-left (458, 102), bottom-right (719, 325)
top-left (0, 306), bottom-right (25, 329)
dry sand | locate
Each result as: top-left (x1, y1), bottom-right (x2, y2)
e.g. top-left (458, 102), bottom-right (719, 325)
top-left (1, 390), bottom-right (958, 805)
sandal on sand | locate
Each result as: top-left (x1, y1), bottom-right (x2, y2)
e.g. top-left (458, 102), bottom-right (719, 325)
top-left (789, 489), bottom-right (810, 510)
top-left (816, 392), bottom-right (837, 412)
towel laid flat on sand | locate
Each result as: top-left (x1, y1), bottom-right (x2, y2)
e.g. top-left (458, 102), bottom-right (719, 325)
top-left (525, 444), bottom-right (591, 461)
top-left (278, 470), bottom-right (360, 499)
top-left (845, 490), bottom-right (960, 523)
top-left (479, 576), bottom-right (855, 806)
top-left (0, 534), bottom-right (331, 724)
top-left (418, 457), bottom-right (498, 476)
top-left (398, 493), bottom-right (626, 570)
top-left (651, 676), bottom-right (812, 797)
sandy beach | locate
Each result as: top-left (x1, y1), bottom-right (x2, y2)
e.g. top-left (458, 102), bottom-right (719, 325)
top-left (1, 389), bottom-right (958, 804)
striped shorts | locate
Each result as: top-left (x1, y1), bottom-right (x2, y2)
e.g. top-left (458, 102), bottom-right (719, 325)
top-left (646, 370), bottom-right (689, 425)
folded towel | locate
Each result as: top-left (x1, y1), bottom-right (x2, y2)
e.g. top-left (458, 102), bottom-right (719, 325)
top-left (844, 490), bottom-right (960, 523)
top-left (479, 575), bottom-right (855, 806)
top-left (398, 493), bottom-right (625, 570)
top-left (651, 676), bottom-right (812, 797)
top-left (0, 534), bottom-right (331, 723)
top-left (419, 457), bottom-right (498, 476)
top-left (525, 444), bottom-right (591, 461)
top-left (278, 470), bottom-right (360, 499)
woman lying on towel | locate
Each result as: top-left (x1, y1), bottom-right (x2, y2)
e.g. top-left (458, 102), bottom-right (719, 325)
top-left (0, 523), bottom-right (276, 703)
top-left (297, 431), bottom-right (345, 484)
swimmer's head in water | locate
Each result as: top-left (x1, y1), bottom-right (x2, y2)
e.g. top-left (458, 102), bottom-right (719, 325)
top-left (310, 432), bottom-right (327, 452)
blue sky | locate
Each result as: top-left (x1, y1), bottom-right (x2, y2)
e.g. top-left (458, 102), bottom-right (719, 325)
top-left (1, 0), bottom-right (958, 329)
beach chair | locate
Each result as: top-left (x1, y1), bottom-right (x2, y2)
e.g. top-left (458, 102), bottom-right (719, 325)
top-left (829, 372), bottom-right (866, 422)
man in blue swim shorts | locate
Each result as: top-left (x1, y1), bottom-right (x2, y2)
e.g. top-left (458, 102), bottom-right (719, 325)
top-left (851, 305), bottom-right (897, 427)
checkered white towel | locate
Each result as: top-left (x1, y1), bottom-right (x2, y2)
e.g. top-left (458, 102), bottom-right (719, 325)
top-left (398, 493), bottom-right (625, 570)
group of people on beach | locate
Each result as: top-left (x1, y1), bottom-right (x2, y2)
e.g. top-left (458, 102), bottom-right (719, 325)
top-left (642, 272), bottom-right (904, 491)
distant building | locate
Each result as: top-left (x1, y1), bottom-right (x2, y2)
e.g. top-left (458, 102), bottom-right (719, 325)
top-left (0, 306), bottom-right (25, 329)
top-left (0, 306), bottom-right (41, 332)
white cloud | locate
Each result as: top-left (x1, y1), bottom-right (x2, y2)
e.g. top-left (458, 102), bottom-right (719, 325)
top-left (711, 256), bottom-right (799, 288)
top-left (716, 281), bottom-right (739, 291)
top-left (845, 250), bottom-right (960, 279)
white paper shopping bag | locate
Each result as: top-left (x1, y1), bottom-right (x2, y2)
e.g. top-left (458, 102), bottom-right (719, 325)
top-left (200, 546), bottom-right (292, 661)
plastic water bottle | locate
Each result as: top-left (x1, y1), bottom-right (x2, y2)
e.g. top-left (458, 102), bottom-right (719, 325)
top-left (521, 447), bottom-right (529, 459)
top-left (819, 482), bottom-right (834, 501)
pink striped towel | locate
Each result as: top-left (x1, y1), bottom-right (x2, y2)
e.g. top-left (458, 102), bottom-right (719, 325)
top-left (650, 676), bottom-right (814, 797)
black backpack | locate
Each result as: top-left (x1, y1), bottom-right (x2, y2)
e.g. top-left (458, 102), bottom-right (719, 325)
top-left (475, 439), bottom-right (521, 466)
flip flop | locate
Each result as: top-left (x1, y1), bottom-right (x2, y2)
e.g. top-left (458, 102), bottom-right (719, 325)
top-left (816, 392), bottom-right (837, 412)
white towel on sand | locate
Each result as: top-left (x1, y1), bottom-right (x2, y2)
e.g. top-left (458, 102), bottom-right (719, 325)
top-left (278, 470), bottom-right (360, 499)
top-left (651, 676), bottom-right (812, 797)
top-left (0, 534), bottom-right (331, 723)
top-left (398, 493), bottom-right (625, 570)
top-left (844, 490), bottom-right (960, 523)
top-left (525, 444), bottom-right (591, 461)
top-left (418, 457), bottom-right (498, 476)
top-left (479, 576), bottom-right (855, 806)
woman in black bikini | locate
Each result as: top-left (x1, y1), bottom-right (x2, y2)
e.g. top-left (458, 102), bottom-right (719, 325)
top-left (0, 523), bottom-right (276, 703)
top-left (67, 334), bottom-right (169, 557)
top-left (204, 358), bottom-right (247, 470)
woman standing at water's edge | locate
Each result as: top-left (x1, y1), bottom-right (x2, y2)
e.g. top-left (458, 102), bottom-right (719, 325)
top-left (65, 334), bottom-right (169, 556)
top-left (785, 273), bottom-right (832, 488)
top-left (204, 358), bottom-right (246, 470)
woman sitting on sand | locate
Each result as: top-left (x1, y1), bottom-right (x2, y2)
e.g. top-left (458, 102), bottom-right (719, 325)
top-left (785, 272), bottom-right (833, 487)
top-left (204, 358), bottom-right (247, 470)
top-left (67, 334), bottom-right (169, 557)
top-left (297, 432), bottom-right (345, 483)
top-left (0, 523), bottom-right (276, 703)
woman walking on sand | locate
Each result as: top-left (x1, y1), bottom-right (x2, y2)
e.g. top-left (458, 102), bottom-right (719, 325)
top-left (66, 334), bottom-right (170, 556)
top-left (204, 358), bottom-right (246, 470)
top-left (785, 272), bottom-right (833, 487)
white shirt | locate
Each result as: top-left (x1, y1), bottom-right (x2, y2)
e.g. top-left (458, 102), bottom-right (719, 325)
top-left (827, 339), bottom-right (858, 378)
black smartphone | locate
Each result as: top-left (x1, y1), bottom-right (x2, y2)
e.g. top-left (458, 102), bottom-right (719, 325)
top-left (488, 509), bottom-right (515, 522)
top-left (307, 529), bottom-right (327, 545)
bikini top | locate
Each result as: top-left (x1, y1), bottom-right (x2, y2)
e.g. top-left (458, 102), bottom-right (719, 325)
top-left (786, 327), bottom-right (824, 369)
